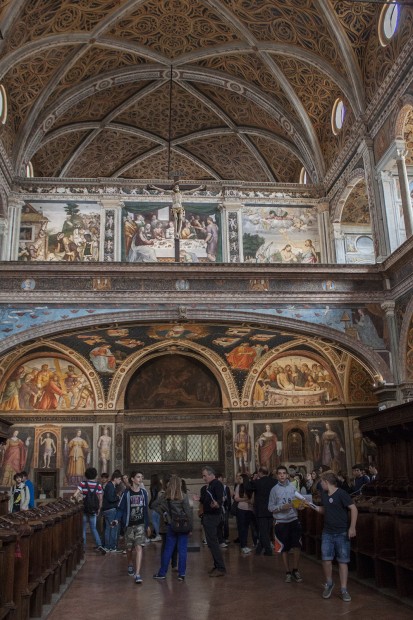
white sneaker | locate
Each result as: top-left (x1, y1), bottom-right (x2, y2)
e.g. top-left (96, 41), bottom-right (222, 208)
top-left (153, 535), bottom-right (162, 542)
top-left (241, 547), bottom-right (252, 554)
top-left (145, 538), bottom-right (151, 544)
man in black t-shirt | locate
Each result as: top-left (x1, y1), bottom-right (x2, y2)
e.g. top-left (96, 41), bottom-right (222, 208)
top-left (199, 466), bottom-right (226, 577)
top-left (308, 472), bottom-right (357, 602)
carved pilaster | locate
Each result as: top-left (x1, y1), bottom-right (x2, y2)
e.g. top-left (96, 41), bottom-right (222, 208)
top-left (359, 140), bottom-right (390, 261)
top-left (381, 300), bottom-right (399, 384)
top-left (395, 148), bottom-right (413, 238)
top-left (316, 201), bottom-right (332, 263)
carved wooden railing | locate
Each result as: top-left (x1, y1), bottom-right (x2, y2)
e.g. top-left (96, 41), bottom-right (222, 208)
top-left (0, 499), bottom-right (83, 620)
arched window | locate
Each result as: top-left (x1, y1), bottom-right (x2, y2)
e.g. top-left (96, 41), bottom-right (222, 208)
top-left (378, 1), bottom-right (399, 46)
top-left (0, 85), bottom-right (8, 125)
top-left (299, 167), bottom-right (308, 184)
top-left (25, 161), bottom-right (34, 178)
top-left (331, 98), bottom-right (345, 135)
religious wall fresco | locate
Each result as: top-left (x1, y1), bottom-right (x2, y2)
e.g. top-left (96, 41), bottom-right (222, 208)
top-left (352, 419), bottom-right (377, 464)
top-left (235, 419), bottom-right (347, 476)
top-left (0, 356), bottom-right (95, 411)
top-left (0, 427), bottom-right (34, 486)
top-left (242, 206), bottom-right (320, 263)
top-left (252, 353), bottom-right (342, 407)
top-left (97, 425), bottom-right (113, 474)
top-left (253, 423), bottom-right (283, 472)
top-left (63, 426), bottom-right (94, 486)
top-left (308, 421), bottom-right (346, 473)
top-left (122, 204), bottom-right (221, 262)
top-left (18, 201), bottom-right (101, 262)
top-left (125, 354), bottom-right (221, 409)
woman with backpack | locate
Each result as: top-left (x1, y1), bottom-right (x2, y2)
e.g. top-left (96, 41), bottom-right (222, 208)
top-left (153, 474), bottom-right (193, 581)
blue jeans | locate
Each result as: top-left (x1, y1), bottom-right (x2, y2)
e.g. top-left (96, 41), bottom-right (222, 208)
top-left (321, 531), bottom-right (350, 563)
top-left (83, 513), bottom-right (102, 547)
top-left (103, 508), bottom-right (118, 550)
top-left (157, 526), bottom-right (189, 577)
top-left (151, 509), bottom-right (161, 535)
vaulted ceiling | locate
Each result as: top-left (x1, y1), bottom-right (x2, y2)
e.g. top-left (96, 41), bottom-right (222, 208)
top-left (0, 0), bottom-right (412, 184)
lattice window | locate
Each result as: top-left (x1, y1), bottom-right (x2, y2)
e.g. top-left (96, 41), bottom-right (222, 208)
top-left (129, 433), bottom-right (219, 464)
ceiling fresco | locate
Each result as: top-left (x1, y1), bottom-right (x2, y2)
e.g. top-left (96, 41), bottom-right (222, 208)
top-left (0, 1), bottom-right (411, 183)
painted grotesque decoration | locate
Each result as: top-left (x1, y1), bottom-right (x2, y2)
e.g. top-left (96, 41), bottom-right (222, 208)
top-left (125, 354), bottom-right (221, 409)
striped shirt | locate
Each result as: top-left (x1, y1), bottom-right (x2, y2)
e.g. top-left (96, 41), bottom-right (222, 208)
top-left (77, 480), bottom-right (103, 496)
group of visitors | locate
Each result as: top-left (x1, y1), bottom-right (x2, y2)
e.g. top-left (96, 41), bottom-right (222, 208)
top-left (73, 461), bottom-right (359, 602)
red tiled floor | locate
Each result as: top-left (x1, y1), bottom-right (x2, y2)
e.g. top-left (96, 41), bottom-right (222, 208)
top-left (46, 528), bottom-right (413, 620)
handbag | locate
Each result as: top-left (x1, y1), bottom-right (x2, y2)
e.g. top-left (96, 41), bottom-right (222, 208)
top-left (167, 500), bottom-right (192, 534)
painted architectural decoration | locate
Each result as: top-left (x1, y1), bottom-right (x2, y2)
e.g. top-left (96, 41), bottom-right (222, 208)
top-left (122, 204), bottom-right (221, 262)
top-left (18, 201), bottom-right (101, 262)
top-left (97, 425), bottom-right (112, 474)
top-left (125, 355), bottom-right (221, 409)
top-left (0, 356), bottom-right (95, 411)
top-left (241, 206), bottom-right (320, 263)
top-left (252, 353), bottom-right (341, 407)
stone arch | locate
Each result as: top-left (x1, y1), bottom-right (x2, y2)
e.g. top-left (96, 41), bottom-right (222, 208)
top-left (394, 97), bottom-right (413, 140)
top-left (0, 339), bottom-right (105, 410)
top-left (332, 168), bottom-right (366, 223)
top-left (106, 339), bottom-right (239, 410)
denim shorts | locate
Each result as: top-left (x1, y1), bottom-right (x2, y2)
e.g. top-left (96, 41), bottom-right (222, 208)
top-left (321, 531), bottom-right (350, 563)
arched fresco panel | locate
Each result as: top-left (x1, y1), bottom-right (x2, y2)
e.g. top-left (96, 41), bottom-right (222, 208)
top-left (0, 354), bottom-right (96, 411)
top-left (124, 354), bottom-right (222, 409)
top-left (249, 351), bottom-right (343, 408)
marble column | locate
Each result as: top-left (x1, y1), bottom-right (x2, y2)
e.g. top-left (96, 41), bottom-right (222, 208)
top-left (395, 148), bottom-right (413, 238)
top-left (381, 300), bottom-right (399, 384)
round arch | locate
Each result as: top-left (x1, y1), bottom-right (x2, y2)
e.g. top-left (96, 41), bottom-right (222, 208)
top-left (106, 338), bottom-right (240, 410)
top-left (394, 97), bottom-right (413, 141)
top-left (331, 168), bottom-right (366, 224)
top-left (0, 339), bottom-right (105, 410)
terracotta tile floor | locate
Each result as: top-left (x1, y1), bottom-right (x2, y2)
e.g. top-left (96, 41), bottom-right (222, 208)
top-left (47, 528), bottom-right (413, 620)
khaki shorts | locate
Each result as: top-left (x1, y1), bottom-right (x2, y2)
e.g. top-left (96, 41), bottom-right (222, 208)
top-left (125, 524), bottom-right (146, 549)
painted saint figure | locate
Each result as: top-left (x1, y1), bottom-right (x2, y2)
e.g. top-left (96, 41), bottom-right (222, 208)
top-left (234, 425), bottom-right (251, 473)
top-left (320, 423), bottom-right (345, 473)
top-left (97, 427), bottom-right (111, 473)
top-left (66, 429), bottom-right (89, 483)
top-left (255, 424), bottom-right (281, 472)
top-left (0, 430), bottom-right (28, 486)
top-left (40, 432), bottom-right (57, 469)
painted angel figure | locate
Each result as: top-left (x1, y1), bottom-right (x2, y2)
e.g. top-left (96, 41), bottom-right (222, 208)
top-left (147, 182), bottom-right (206, 238)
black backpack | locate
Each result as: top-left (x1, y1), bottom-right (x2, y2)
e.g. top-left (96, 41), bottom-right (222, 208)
top-left (83, 481), bottom-right (100, 515)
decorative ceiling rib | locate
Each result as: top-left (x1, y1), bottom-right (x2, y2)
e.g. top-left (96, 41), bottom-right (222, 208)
top-left (0, 0), bottom-right (411, 184)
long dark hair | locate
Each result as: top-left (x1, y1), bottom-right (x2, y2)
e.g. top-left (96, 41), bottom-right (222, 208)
top-left (238, 473), bottom-right (253, 499)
